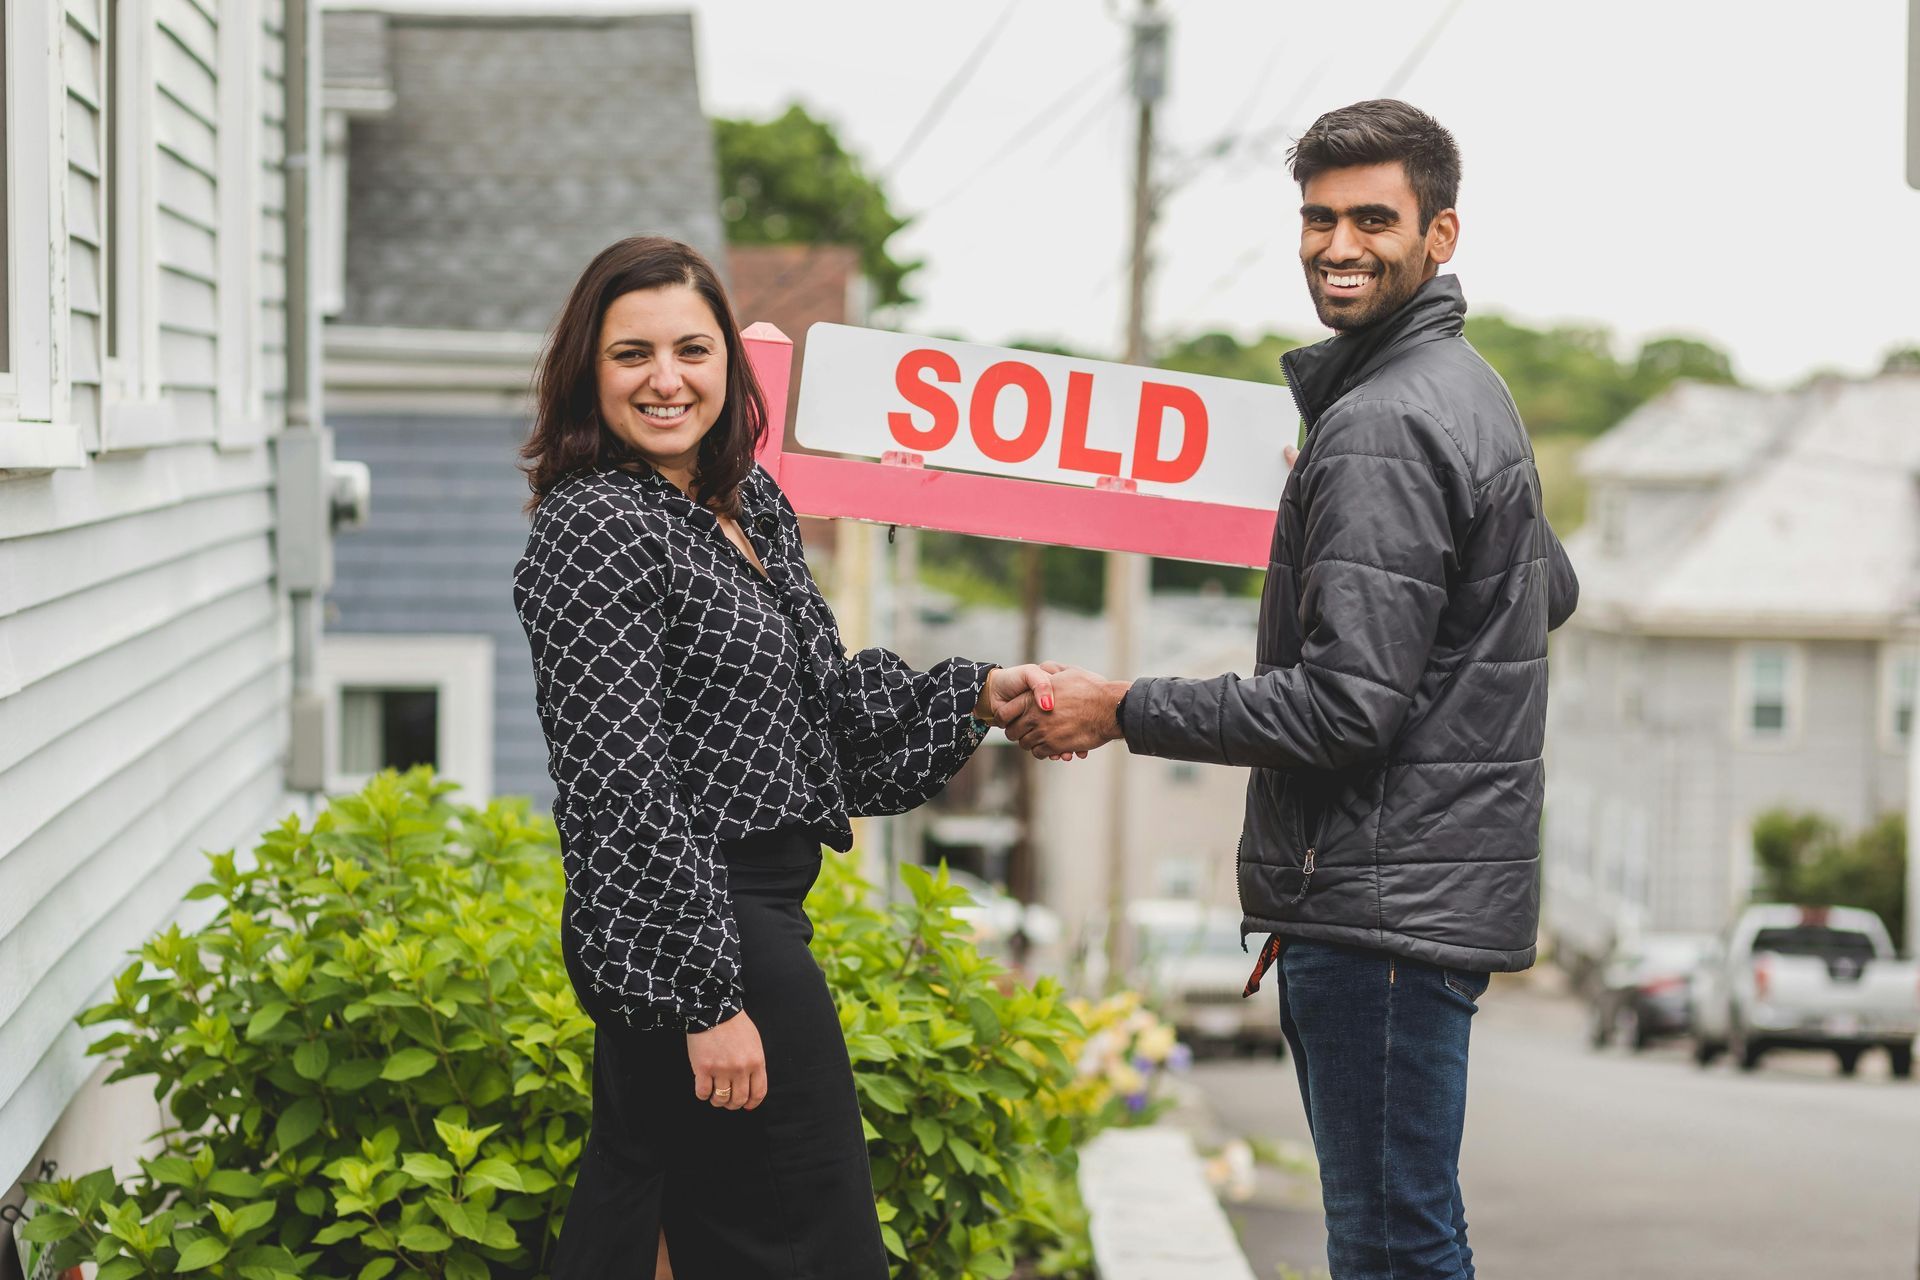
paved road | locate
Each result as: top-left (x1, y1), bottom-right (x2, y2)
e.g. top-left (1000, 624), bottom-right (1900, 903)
top-left (1182, 971), bottom-right (1920, 1279)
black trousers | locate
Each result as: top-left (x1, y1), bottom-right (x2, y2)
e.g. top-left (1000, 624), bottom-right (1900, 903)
top-left (550, 828), bottom-right (889, 1280)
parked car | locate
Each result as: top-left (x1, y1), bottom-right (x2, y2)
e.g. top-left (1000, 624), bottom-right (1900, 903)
top-left (1690, 904), bottom-right (1919, 1077)
top-left (1588, 932), bottom-right (1717, 1051)
top-left (1081, 899), bottom-right (1287, 1057)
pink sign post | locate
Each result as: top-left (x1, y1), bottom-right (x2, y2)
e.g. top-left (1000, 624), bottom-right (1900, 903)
top-left (742, 321), bottom-right (1288, 567)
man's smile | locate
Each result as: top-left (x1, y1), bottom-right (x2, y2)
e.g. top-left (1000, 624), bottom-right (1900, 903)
top-left (1319, 267), bottom-right (1377, 299)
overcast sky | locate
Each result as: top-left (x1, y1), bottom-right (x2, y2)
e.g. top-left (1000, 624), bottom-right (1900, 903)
top-left (364, 1), bottom-right (1920, 387)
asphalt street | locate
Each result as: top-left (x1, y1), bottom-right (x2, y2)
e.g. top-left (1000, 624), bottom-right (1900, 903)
top-left (1182, 970), bottom-right (1920, 1279)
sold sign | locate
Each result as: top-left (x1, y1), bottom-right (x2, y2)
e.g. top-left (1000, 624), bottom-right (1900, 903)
top-left (794, 325), bottom-right (1293, 510)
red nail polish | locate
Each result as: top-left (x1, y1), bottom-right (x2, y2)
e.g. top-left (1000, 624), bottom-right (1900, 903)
top-left (1040, 694), bottom-right (1054, 711)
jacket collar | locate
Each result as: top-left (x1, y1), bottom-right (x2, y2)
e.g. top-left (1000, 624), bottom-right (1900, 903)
top-left (1281, 273), bottom-right (1468, 432)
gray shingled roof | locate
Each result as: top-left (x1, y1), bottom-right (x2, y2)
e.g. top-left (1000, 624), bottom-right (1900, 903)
top-left (332, 11), bottom-right (727, 333)
top-left (1569, 374), bottom-right (1920, 633)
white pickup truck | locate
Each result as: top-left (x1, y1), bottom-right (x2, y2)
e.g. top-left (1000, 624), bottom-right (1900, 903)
top-left (1690, 904), bottom-right (1919, 1077)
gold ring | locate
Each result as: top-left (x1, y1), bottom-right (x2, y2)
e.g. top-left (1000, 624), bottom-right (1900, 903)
top-left (714, 1086), bottom-right (732, 1097)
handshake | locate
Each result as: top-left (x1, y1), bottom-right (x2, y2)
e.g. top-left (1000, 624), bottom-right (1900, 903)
top-left (977, 664), bottom-right (1132, 761)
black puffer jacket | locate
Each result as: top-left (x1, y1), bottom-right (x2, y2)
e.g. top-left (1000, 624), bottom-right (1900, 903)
top-left (1121, 275), bottom-right (1577, 972)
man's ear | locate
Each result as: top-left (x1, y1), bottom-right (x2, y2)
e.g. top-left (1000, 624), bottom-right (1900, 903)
top-left (1427, 208), bottom-right (1460, 267)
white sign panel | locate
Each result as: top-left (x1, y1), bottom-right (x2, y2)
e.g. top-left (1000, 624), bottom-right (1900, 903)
top-left (794, 324), bottom-right (1295, 510)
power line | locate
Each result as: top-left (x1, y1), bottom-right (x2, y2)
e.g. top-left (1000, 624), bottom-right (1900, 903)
top-left (1165, 2), bottom-right (1468, 333)
top-left (1382, 0), bottom-right (1465, 98)
top-left (914, 47), bottom-right (1131, 217)
top-left (741, 3), bottom-right (1023, 322)
top-left (880, 0), bottom-right (1021, 178)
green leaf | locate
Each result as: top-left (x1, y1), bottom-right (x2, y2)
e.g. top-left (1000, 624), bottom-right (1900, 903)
top-left (430, 1196), bottom-right (485, 1242)
top-left (228, 1201), bottom-right (276, 1238)
top-left (275, 1097), bottom-right (324, 1151)
top-left (463, 1157), bottom-right (522, 1192)
top-left (292, 1039), bottom-right (330, 1081)
top-left (965, 996), bottom-right (1001, 1043)
top-left (144, 1155), bottom-right (199, 1188)
top-left (176, 1235), bottom-right (232, 1270)
top-left (910, 1115), bottom-right (944, 1156)
top-left (19, 1212), bottom-right (80, 1243)
top-left (247, 1002), bottom-right (292, 1039)
top-left (311, 1221), bottom-right (367, 1245)
top-left (397, 1223), bottom-right (452, 1253)
top-left (401, 1153), bottom-right (455, 1183)
top-left (294, 1186), bottom-right (326, 1216)
top-left (978, 1064), bottom-right (1030, 1100)
top-left (859, 1074), bottom-right (912, 1114)
top-left (444, 1253), bottom-right (490, 1280)
top-left (204, 1170), bottom-right (264, 1198)
top-left (381, 1047), bottom-right (437, 1081)
top-left (357, 1260), bottom-right (397, 1280)
top-left (326, 1058), bottom-right (384, 1091)
top-left (880, 1223), bottom-right (907, 1260)
top-left (97, 1260), bottom-right (145, 1280)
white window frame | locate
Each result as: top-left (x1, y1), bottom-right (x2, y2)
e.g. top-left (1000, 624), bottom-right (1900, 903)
top-left (1878, 641), bottom-right (1918, 753)
top-left (319, 634), bottom-right (495, 802)
top-left (1732, 640), bottom-right (1805, 749)
top-left (0, 0), bottom-right (81, 472)
top-left (98, 0), bottom-right (170, 453)
top-left (215, 2), bottom-right (262, 449)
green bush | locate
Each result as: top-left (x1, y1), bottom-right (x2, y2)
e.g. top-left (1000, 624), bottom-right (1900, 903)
top-left (23, 772), bottom-right (1099, 1279)
top-left (1752, 808), bottom-right (1907, 949)
top-left (22, 771), bottom-right (589, 1279)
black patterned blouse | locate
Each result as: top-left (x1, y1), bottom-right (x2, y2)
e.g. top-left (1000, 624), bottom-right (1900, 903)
top-left (513, 462), bottom-right (995, 1031)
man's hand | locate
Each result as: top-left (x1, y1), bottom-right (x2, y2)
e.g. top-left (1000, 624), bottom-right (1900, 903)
top-left (1285, 443), bottom-right (1300, 469)
top-left (1005, 666), bottom-right (1131, 759)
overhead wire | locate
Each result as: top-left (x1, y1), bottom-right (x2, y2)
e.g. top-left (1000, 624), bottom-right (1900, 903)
top-left (744, 3), bottom-right (1025, 322)
top-left (1163, 1), bottom-right (1467, 333)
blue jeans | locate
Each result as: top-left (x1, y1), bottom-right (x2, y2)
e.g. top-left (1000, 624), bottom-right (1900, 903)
top-left (1274, 939), bottom-right (1489, 1280)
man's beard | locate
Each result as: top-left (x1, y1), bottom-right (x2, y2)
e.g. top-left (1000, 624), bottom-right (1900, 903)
top-left (1303, 249), bottom-right (1431, 332)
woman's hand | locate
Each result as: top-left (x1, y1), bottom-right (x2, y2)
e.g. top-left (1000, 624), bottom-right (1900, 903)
top-left (977, 664), bottom-right (1086, 760)
top-left (687, 1010), bottom-right (767, 1111)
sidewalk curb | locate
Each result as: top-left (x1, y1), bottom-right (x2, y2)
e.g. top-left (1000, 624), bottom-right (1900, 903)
top-left (1078, 1126), bottom-right (1258, 1280)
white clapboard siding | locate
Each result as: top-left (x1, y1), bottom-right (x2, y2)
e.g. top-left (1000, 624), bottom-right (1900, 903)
top-left (0, 0), bottom-right (298, 1190)
top-left (153, 2), bottom-right (219, 442)
top-left (0, 641), bottom-right (287, 991)
top-left (65, 5), bottom-right (104, 445)
top-left (0, 755), bottom-right (289, 1175)
top-left (259, 0), bottom-right (287, 425)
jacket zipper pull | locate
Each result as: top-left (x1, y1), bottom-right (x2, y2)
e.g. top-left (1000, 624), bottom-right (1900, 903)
top-left (1289, 847), bottom-right (1317, 904)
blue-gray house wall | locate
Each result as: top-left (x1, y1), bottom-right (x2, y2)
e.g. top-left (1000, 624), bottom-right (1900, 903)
top-left (324, 412), bottom-right (553, 806)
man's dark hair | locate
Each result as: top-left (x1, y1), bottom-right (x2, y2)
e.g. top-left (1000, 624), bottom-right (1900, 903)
top-left (1288, 99), bottom-right (1460, 232)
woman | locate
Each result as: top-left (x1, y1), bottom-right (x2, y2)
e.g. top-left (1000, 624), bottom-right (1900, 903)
top-left (512, 236), bottom-right (1058, 1279)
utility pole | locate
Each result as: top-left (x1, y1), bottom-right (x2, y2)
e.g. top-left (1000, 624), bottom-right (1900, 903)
top-left (1010, 544), bottom-right (1043, 906)
top-left (1103, 0), bottom-right (1167, 987)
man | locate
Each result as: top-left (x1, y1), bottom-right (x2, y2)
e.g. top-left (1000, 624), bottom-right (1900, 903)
top-left (1010, 100), bottom-right (1578, 1280)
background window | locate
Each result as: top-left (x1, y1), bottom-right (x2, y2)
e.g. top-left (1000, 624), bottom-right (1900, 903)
top-left (321, 635), bottom-right (494, 799)
top-left (1735, 643), bottom-right (1801, 745)
top-left (1881, 644), bottom-right (1917, 748)
top-left (341, 687), bottom-right (440, 775)
top-left (1748, 649), bottom-right (1788, 734)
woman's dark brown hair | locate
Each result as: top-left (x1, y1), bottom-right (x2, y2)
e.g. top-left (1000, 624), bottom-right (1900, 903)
top-left (521, 236), bottom-right (768, 517)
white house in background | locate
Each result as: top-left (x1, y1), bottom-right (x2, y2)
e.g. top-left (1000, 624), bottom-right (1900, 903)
top-left (913, 592), bottom-right (1258, 944)
top-left (1544, 375), bottom-right (1920, 973)
top-left (0, 0), bottom-right (340, 1208)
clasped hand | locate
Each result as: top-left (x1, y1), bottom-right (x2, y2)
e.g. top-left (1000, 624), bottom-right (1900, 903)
top-left (979, 663), bottom-right (1130, 761)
